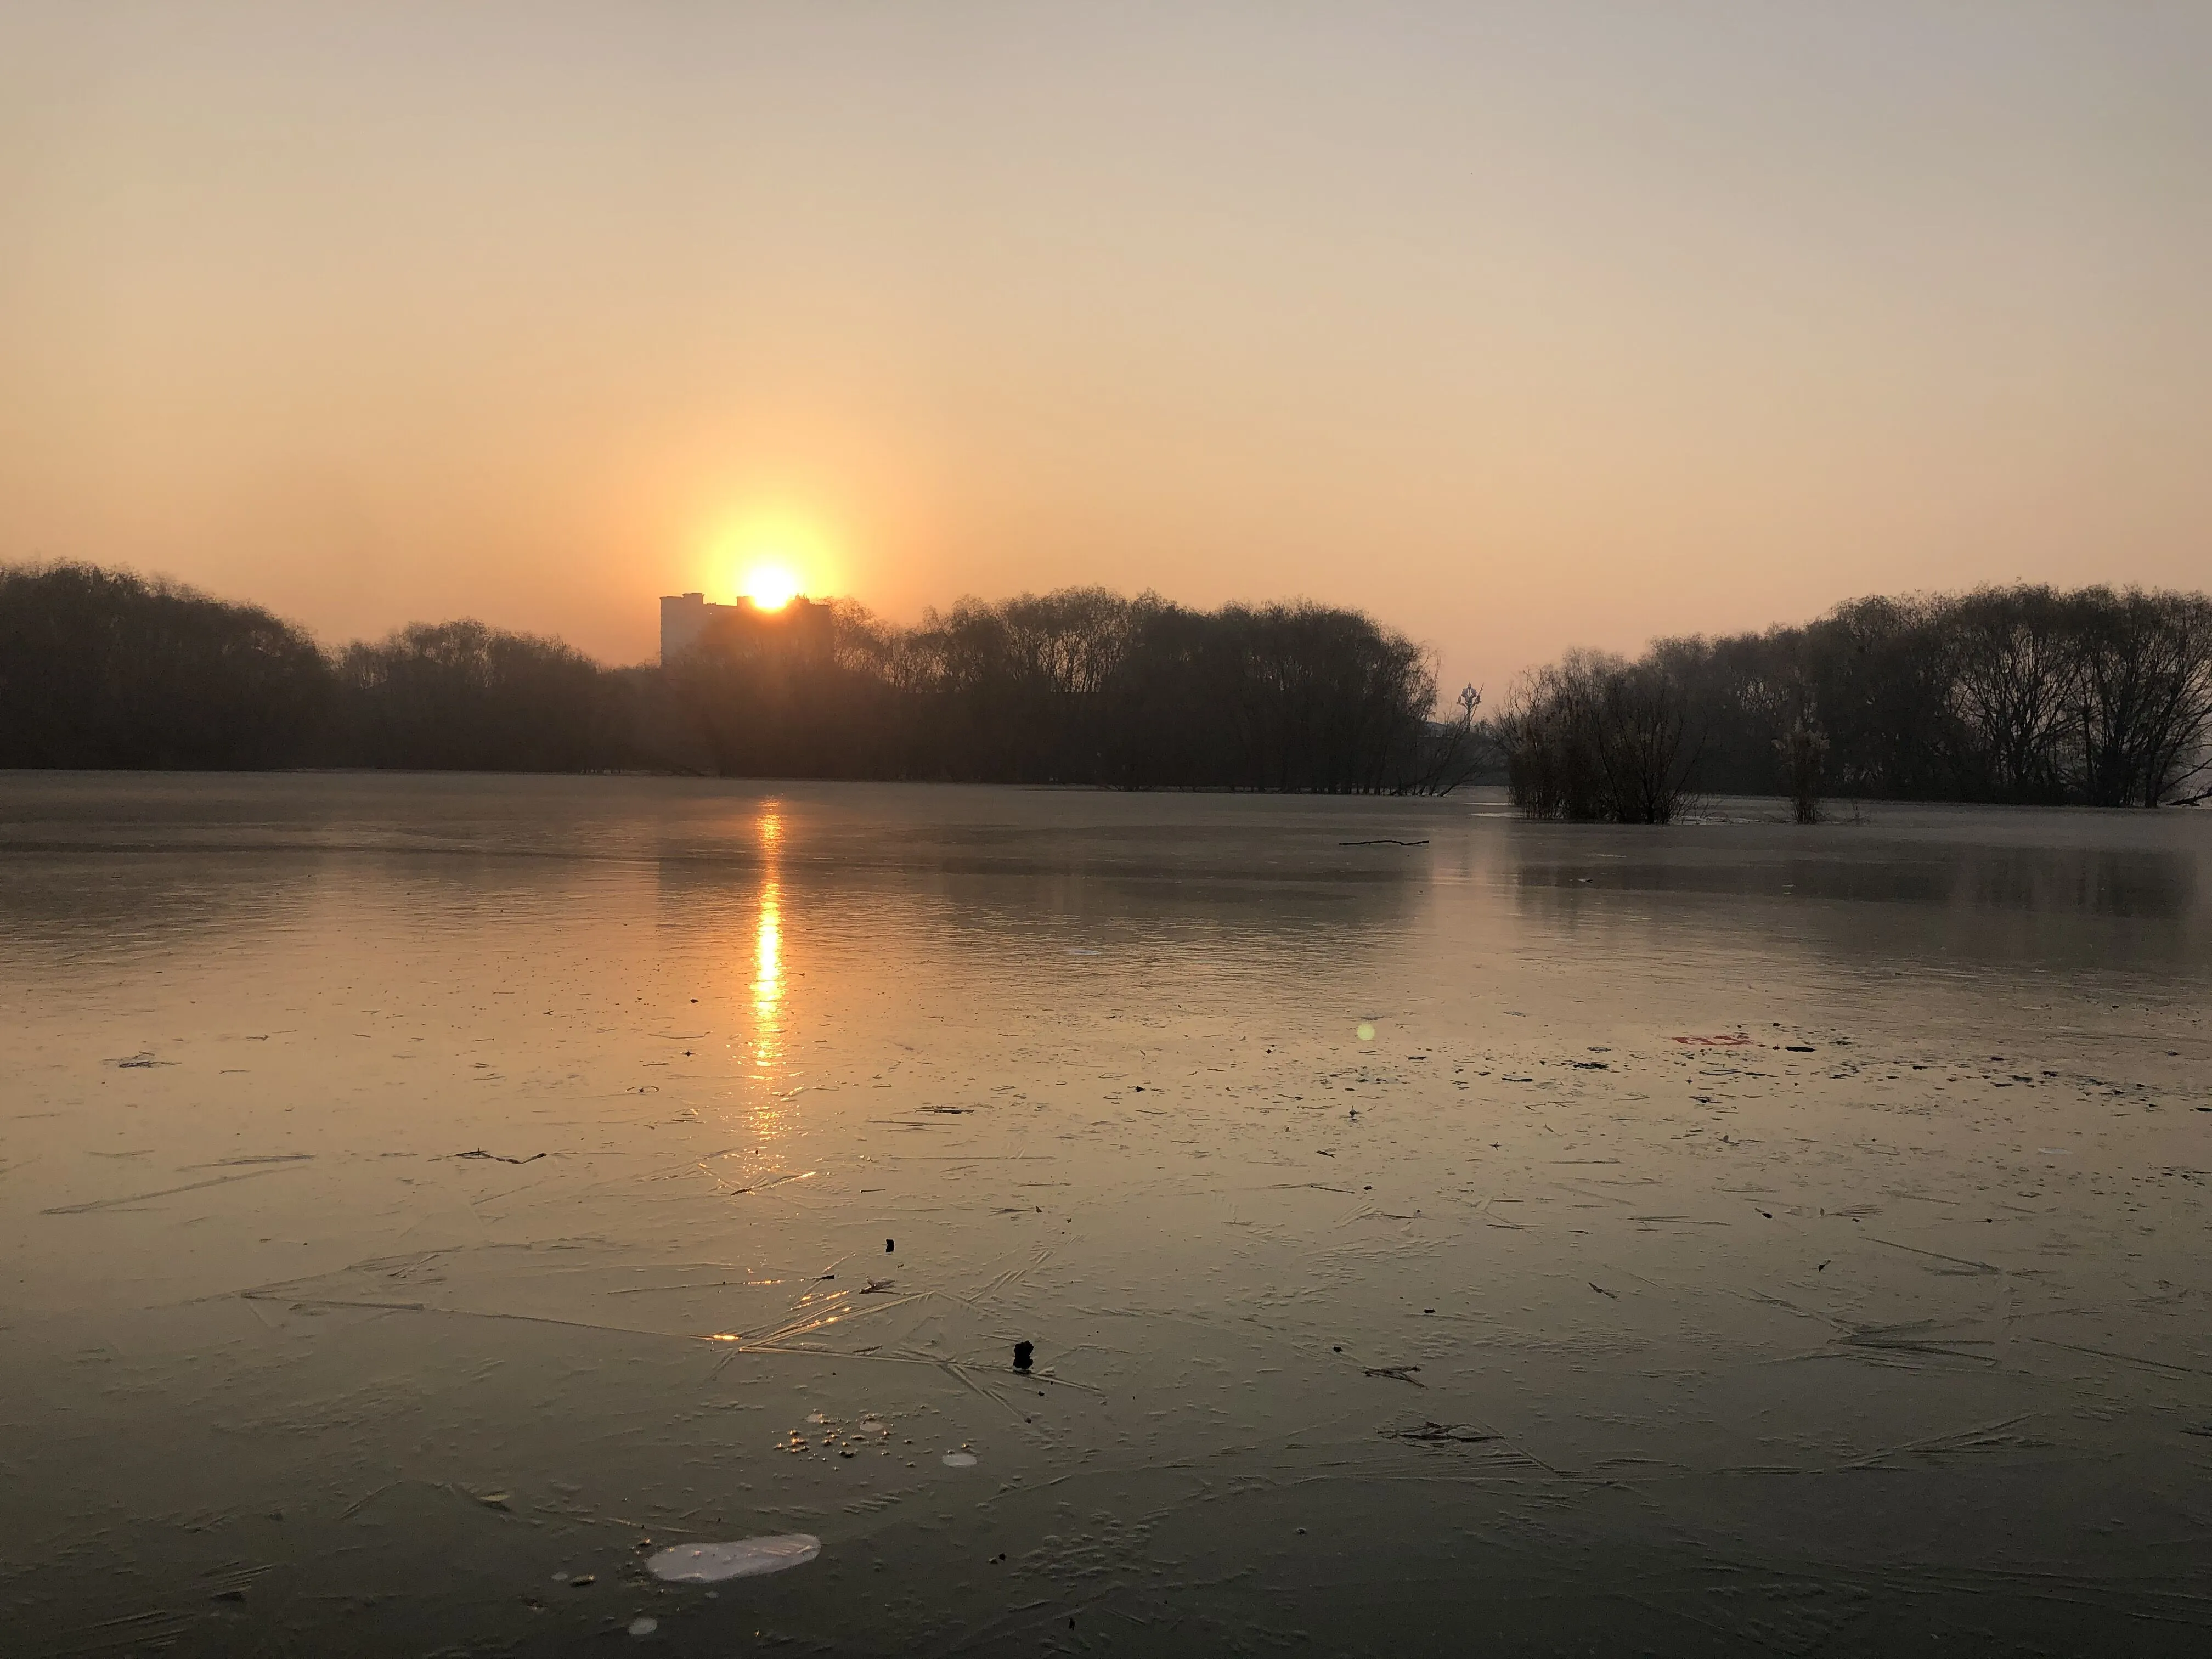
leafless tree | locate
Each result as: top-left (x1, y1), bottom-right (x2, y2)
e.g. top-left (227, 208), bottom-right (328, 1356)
top-left (1773, 697), bottom-right (1829, 824)
top-left (1556, 583), bottom-right (2211, 809)
top-left (0, 562), bottom-right (329, 769)
top-left (1500, 652), bottom-right (1700, 822)
top-left (2067, 587), bottom-right (2212, 806)
top-left (1948, 585), bottom-right (2078, 800)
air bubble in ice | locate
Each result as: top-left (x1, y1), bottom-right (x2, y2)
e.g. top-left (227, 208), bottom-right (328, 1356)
top-left (646, 1535), bottom-right (822, 1583)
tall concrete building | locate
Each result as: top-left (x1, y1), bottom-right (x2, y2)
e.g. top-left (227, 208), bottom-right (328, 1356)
top-left (659, 592), bottom-right (731, 664)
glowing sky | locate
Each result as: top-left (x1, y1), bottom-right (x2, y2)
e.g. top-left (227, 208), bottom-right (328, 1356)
top-left (3, 3), bottom-right (2206, 691)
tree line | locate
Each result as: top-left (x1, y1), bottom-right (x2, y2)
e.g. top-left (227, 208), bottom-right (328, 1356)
top-left (665, 586), bottom-right (1482, 791)
top-left (1500, 584), bottom-right (2212, 821)
top-left (0, 562), bottom-right (1481, 791)
top-left (12, 564), bottom-right (2204, 810)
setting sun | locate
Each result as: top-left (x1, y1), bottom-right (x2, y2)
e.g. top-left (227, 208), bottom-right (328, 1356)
top-left (741, 563), bottom-right (803, 611)
top-left (700, 506), bottom-right (841, 616)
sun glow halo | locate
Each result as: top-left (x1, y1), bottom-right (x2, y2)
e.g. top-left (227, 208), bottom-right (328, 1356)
top-left (741, 563), bottom-right (803, 612)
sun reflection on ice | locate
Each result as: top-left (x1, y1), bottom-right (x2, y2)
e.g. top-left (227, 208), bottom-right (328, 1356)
top-left (752, 807), bottom-right (784, 1083)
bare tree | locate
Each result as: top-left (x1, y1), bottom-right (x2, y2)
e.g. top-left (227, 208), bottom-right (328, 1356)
top-left (1773, 696), bottom-right (1829, 824)
top-left (1949, 585), bottom-right (2076, 800)
top-left (0, 562), bottom-right (329, 769)
top-left (1560, 583), bottom-right (2210, 810)
top-left (1500, 653), bottom-right (1699, 822)
top-left (2068, 588), bottom-right (2212, 806)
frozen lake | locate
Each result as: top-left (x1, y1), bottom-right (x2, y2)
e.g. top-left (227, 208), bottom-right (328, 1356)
top-left (2, 774), bottom-right (2208, 1656)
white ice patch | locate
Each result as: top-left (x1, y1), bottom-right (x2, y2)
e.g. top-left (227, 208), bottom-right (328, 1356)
top-left (941, 1451), bottom-right (978, 1468)
top-left (647, 1535), bottom-right (821, 1583)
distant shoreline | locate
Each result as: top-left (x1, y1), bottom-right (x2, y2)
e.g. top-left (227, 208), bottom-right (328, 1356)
top-left (5, 562), bottom-right (2207, 810)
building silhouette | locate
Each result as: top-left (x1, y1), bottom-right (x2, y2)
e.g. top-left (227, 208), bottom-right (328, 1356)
top-left (660, 592), bottom-right (731, 663)
top-left (660, 591), bottom-right (834, 665)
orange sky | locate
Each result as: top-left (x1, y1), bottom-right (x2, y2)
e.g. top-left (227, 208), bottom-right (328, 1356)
top-left (3, 3), bottom-right (2207, 695)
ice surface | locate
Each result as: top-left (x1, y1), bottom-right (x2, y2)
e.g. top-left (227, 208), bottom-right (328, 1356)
top-left (0, 774), bottom-right (2207, 1655)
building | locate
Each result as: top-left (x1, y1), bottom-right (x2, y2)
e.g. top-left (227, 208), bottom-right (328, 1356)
top-left (659, 591), bottom-right (836, 666)
top-left (659, 592), bottom-right (730, 664)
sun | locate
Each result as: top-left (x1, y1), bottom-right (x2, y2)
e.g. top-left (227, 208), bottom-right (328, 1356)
top-left (741, 562), bottom-right (803, 611)
top-left (703, 506), bottom-right (839, 611)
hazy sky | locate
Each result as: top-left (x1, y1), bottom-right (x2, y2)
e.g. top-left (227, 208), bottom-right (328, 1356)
top-left (4, 3), bottom-right (2207, 690)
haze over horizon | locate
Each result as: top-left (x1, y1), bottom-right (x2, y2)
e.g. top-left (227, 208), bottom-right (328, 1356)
top-left (4, 2), bottom-right (2207, 689)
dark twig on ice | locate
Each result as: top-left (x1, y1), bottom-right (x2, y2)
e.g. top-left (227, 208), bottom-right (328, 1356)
top-left (1385, 1421), bottom-right (1499, 1443)
top-left (453, 1149), bottom-right (546, 1165)
top-left (1339, 839), bottom-right (1429, 847)
top-left (1363, 1364), bottom-right (1425, 1386)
